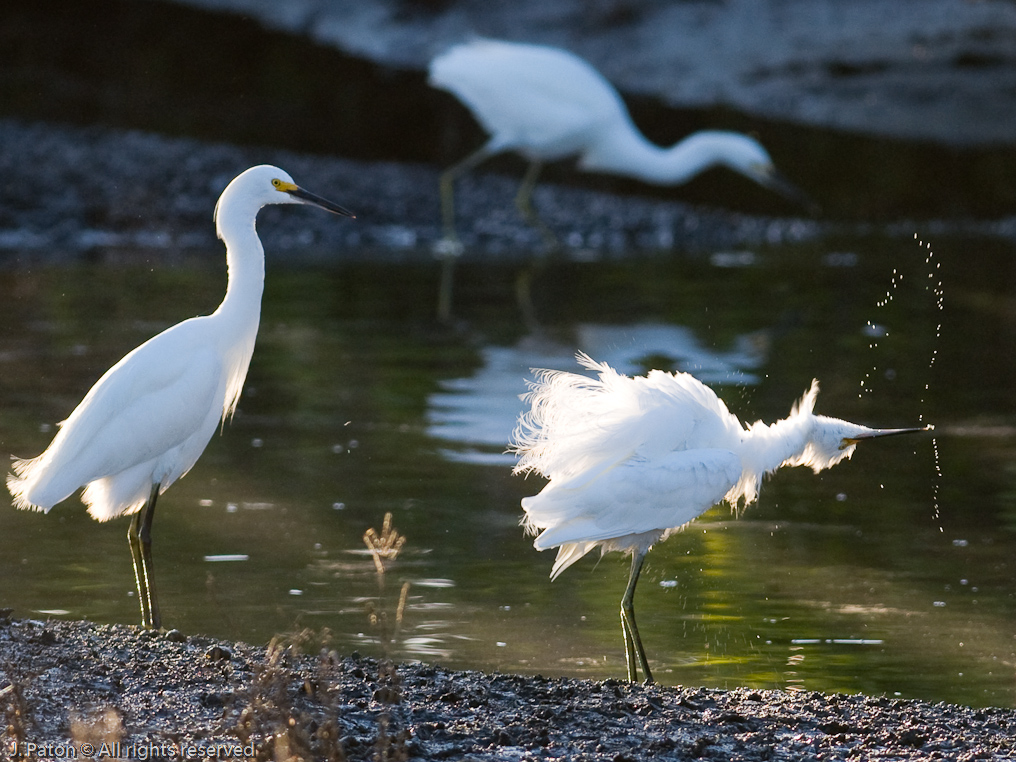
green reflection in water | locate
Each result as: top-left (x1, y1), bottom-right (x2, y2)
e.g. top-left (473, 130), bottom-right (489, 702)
top-left (1, 237), bottom-right (1015, 709)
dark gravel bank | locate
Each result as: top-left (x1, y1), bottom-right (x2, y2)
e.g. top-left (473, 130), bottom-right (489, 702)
top-left (0, 118), bottom-right (825, 267)
top-left (4, 117), bottom-right (1016, 270)
top-left (1, 617), bottom-right (1013, 761)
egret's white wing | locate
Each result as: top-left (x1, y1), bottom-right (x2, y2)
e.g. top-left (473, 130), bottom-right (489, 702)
top-left (526, 448), bottom-right (742, 550)
top-left (430, 40), bottom-right (628, 155)
top-left (11, 317), bottom-right (224, 509)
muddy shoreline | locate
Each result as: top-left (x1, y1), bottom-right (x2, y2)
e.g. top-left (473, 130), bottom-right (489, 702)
top-left (0, 118), bottom-right (828, 268)
top-left (3, 118), bottom-right (1014, 274)
top-left (1, 617), bottom-right (1013, 761)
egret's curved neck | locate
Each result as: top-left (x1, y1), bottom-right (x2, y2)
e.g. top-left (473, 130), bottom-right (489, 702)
top-left (741, 415), bottom-right (813, 477)
top-left (214, 202), bottom-right (266, 325)
top-left (580, 127), bottom-right (724, 186)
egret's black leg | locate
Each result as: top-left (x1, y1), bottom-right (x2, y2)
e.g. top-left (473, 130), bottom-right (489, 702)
top-left (620, 550), bottom-right (653, 684)
top-left (128, 510), bottom-right (148, 626)
top-left (128, 483), bottom-right (161, 629)
top-left (436, 146), bottom-right (494, 323)
top-left (622, 606), bottom-right (638, 681)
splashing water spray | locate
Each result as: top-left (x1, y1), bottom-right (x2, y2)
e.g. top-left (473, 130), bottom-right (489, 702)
top-left (916, 234), bottom-right (945, 530)
top-left (861, 233), bottom-right (944, 529)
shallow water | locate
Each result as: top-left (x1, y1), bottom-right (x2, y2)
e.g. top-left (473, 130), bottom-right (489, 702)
top-left (1, 236), bottom-right (1014, 708)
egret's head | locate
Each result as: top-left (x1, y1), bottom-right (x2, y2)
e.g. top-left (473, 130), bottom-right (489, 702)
top-left (770, 380), bottom-right (932, 472)
top-left (715, 133), bottom-right (775, 176)
top-left (268, 173), bottom-right (354, 216)
top-left (702, 132), bottom-right (813, 210)
top-left (795, 415), bottom-right (933, 473)
top-left (214, 165), bottom-right (353, 234)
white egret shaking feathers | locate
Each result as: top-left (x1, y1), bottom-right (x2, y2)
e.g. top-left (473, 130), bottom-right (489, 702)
top-left (6, 165), bottom-right (353, 630)
top-left (512, 354), bottom-right (931, 683)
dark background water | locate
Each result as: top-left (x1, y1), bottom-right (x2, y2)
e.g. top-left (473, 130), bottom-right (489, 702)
top-left (1, 237), bottom-right (1014, 708)
top-left (0, 0), bottom-right (1014, 710)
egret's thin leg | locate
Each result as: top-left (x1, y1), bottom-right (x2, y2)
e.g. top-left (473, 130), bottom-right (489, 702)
top-left (436, 146), bottom-right (494, 323)
top-left (514, 161), bottom-right (559, 251)
top-left (128, 483), bottom-right (162, 629)
top-left (439, 146), bottom-right (493, 245)
top-left (139, 483), bottom-right (162, 630)
top-left (620, 550), bottom-right (653, 684)
top-left (622, 605), bottom-right (638, 680)
top-left (128, 510), bottom-right (149, 627)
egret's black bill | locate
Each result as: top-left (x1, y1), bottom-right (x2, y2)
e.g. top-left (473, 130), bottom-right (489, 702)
top-left (287, 186), bottom-right (355, 218)
top-left (846, 425), bottom-right (934, 445)
top-left (764, 170), bottom-right (819, 214)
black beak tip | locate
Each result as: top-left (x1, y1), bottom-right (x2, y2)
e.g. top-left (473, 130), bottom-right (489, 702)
top-left (768, 172), bottom-right (818, 214)
top-left (287, 186), bottom-right (355, 218)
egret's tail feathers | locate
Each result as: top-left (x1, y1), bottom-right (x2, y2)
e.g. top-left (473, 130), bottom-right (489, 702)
top-left (7, 455), bottom-right (56, 512)
top-left (8, 448), bottom-right (157, 521)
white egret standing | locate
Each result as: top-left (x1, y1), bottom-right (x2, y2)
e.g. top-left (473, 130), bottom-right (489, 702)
top-left (429, 39), bottom-right (808, 320)
top-left (6, 165), bottom-right (353, 630)
top-left (511, 354), bottom-right (931, 683)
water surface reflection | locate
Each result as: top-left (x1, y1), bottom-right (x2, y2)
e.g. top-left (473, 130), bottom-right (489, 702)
top-left (427, 322), bottom-right (767, 465)
top-left (0, 242), bottom-right (1014, 708)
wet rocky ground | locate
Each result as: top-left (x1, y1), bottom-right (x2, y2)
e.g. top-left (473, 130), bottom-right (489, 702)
top-left (1, 616), bottom-right (1014, 761)
top-left (0, 118), bottom-right (826, 267)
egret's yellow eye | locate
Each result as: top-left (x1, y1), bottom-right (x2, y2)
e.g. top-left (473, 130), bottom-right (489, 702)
top-left (272, 178), bottom-right (298, 192)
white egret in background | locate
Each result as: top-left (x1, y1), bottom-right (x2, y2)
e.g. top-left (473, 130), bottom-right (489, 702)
top-left (511, 353), bottom-right (931, 683)
top-left (428, 39), bottom-right (808, 320)
top-left (7, 165), bottom-right (353, 630)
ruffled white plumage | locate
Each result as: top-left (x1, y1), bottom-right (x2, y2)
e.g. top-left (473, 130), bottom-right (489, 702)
top-left (511, 352), bottom-right (926, 682)
top-left (512, 353), bottom-right (869, 577)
